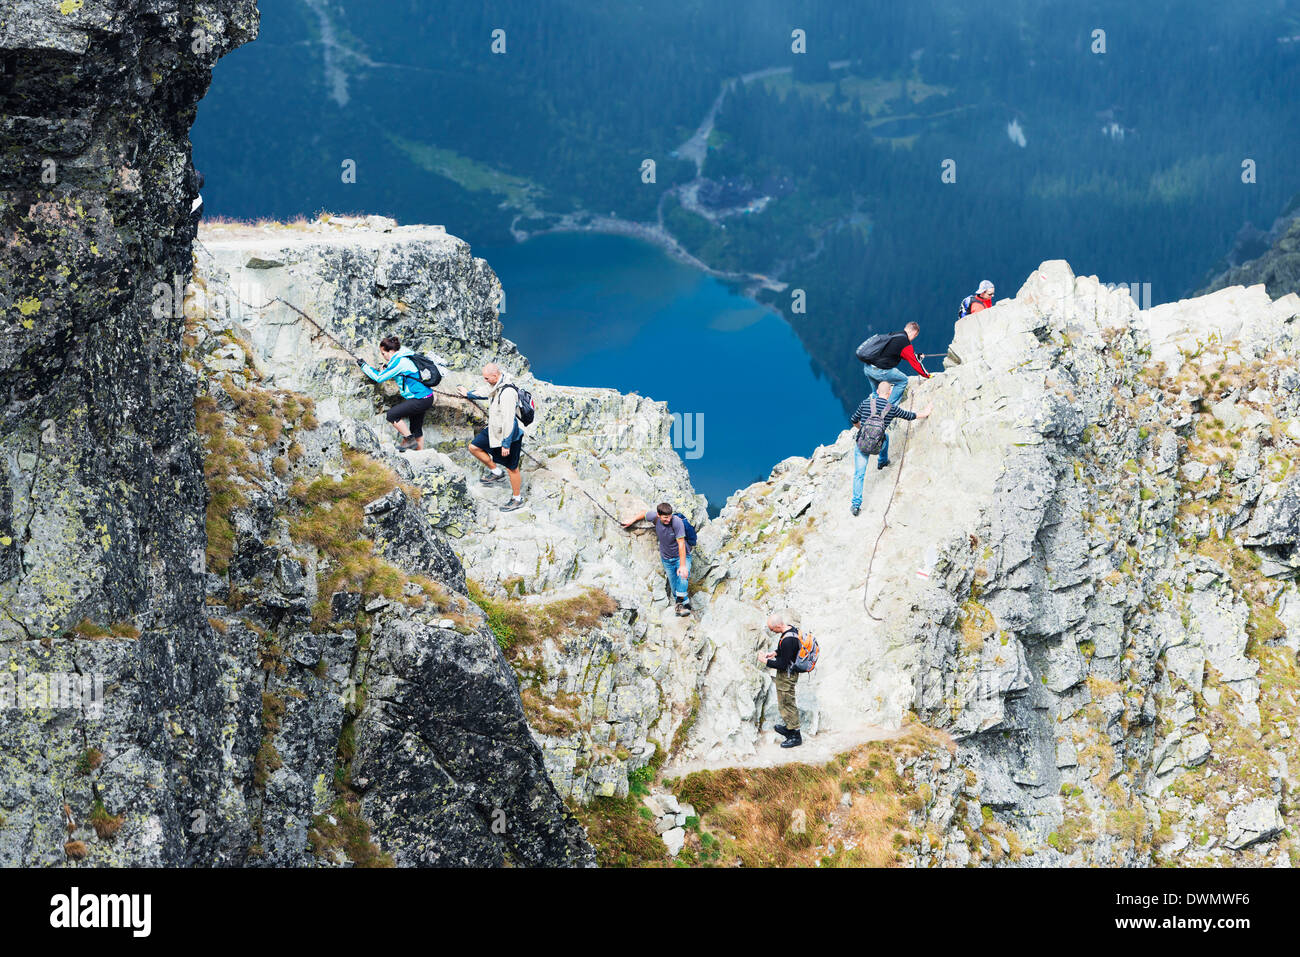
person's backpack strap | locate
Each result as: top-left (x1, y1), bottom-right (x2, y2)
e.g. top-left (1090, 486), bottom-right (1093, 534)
top-left (515, 385), bottom-right (536, 426)
top-left (501, 383), bottom-right (521, 426)
top-left (674, 513), bottom-right (698, 548)
top-left (394, 354), bottom-right (418, 387)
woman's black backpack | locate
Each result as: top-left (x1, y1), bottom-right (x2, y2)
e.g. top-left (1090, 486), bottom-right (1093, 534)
top-left (402, 352), bottom-right (444, 388)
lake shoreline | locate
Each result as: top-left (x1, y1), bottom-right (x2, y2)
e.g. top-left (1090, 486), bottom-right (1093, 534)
top-left (481, 231), bottom-right (846, 512)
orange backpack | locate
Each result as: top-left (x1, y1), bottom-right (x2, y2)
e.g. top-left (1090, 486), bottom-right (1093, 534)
top-left (792, 630), bottom-right (819, 673)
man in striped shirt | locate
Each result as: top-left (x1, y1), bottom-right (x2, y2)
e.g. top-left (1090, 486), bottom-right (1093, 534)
top-left (849, 379), bottom-right (932, 516)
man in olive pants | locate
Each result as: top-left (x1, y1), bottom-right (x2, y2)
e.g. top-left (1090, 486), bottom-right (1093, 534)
top-left (758, 609), bottom-right (804, 749)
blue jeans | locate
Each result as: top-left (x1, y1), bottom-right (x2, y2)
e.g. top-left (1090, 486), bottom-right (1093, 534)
top-left (851, 434), bottom-right (890, 508)
top-left (863, 364), bottom-right (908, 406)
top-left (662, 556), bottom-right (691, 601)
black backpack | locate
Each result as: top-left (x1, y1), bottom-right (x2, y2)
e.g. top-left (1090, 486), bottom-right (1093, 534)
top-left (855, 396), bottom-right (891, 455)
top-left (958, 295), bottom-right (976, 320)
top-left (513, 386), bottom-right (536, 426)
top-left (855, 333), bottom-right (891, 364)
top-left (399, 352), bottom-right (444, 388)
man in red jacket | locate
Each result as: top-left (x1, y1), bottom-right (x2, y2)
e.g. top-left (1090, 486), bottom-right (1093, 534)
top-left (961, 280), bottom-right (995, 317)
top-left (861, 321), bottom-right (930, 405)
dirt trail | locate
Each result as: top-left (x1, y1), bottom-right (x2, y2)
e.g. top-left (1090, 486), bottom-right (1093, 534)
top-left (665, 722), bottom-right (905, 777)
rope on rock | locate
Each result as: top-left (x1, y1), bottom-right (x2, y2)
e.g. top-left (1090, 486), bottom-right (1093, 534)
top-left (194, 237), bottom-right (368, 361)
top-left (430, 392), bottom-right (631, 529)
top-left (863, 395), bottom-right (914, 622)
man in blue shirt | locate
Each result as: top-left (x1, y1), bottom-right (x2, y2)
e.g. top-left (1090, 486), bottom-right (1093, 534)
top-left (621, 502), bottom-right (693, 617)
top-left (359, 335), bottom-right (434, 451)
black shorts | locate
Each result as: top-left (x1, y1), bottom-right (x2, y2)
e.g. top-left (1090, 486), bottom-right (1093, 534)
top-left (387, 395), bottom-right (434, 437)
top-left (471, 427), bottom-right (522, 470)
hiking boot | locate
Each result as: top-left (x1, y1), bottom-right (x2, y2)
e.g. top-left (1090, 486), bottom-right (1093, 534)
top-left (675, 602), bottom-right (692, 617)
top-left (877, 460), bottom-right (890, 470)
top-left (850, 505), bottom-right (860, 516)
top-left (780, 730), bottom-right (803, 749)
top-left (774, 724), bottom-right (793, 738)
top-left (499, 496), bottom-right (524, 512)
top-left (397, 436), bottom-right (418, 450)
top-left (480, 470), bottom-right (506, 485)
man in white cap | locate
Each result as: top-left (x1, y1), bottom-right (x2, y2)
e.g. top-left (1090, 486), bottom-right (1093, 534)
top-left (960, 280), bottom-right (995, 319)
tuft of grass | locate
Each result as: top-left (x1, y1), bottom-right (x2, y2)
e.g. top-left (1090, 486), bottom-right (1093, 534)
top-left (289, 449), bottom-right (439, 625)
top-left (66, 619), bottom-right (138, 641)
top-left (254, 738), bottom-right (282, 789)
top-left (668, 725), bottom-right (949, 868)
top-left (1247, 602), bottom-right (1286, 645)
top-left (958, 600), bottom-right (997, 653)
top-left (68, 619), bottom-right (110, 640)
top-left (670, 693), bottom-right (701, 758)
top-left (1106, 798), bottom-right (1147, 848)
top-left (519, 685), bottom-right (581, 736)
top-left (88, 801), bottom-right (124, 840)
top-left (568, 796), bottom-right (668, 868)
top-left (75, 748), bottom-right (103, 776)
top-left (195, 393), bottom-right (266, 573)
top-left (628, 764), bottom-right (654, 797)
top-left (466, 581), bottom-right (617, 655)
top-left (194, 373), bottom-right (322, 573)
top-left (307, 797), bottom-right (395, 868)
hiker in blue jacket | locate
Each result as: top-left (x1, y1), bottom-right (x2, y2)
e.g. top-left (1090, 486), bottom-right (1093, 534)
top-left (359, 335), bottom-right (434, 451)
top-left (621, 502), bottom-right (695, 617)
top-left (849, 379), bottom-right (932, 516)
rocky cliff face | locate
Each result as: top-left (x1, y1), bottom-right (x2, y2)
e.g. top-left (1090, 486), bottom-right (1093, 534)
top-left (1200, 204), bottom-right (1300, 302)
top-left (4, 5), bottom-right (1297, 869)
top-left (194, 217), bottom-right (712, 806)
top-left (1, 0), bottom-right (260, 866)
top-left (0, 8), bottom-right (590, 866)
top-left (681, 264), bottom-right (1300, 865)
top-left (180, 314), bottom-right (592, 866)
top-left (194, 217), bottom-right (1300, 867)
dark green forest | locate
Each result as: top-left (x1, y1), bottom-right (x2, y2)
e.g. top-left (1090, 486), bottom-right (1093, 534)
top-left (194, 0), bottom-right (1300, 410)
